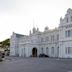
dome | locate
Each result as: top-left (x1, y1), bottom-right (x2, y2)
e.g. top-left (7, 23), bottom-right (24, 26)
top-left (67, 8), bottom-right (72, 14)
top-left (37, 28), bottom-right (39, 31)
top-left (33, 27), bottom-right (36, 33)
top-left (44, 26), bottom-right (49, 31)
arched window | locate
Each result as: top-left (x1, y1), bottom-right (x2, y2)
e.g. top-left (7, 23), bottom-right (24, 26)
top-left (24, 48), bottom-right (26, 57)
top-left (65, 30), bottom-right (71, 37)
top-left (45, 37), bottom-right (49, 41)
top-left (57, 47), bottom-right (59, 57)
top-left (51, 47), bottom-right (54, 55)
top-left (41, 48), bottom-right (43, 54)
top-left (57, 34), bottom-right (59, 40)
top-left (65, 47), bottom-right (72, 54)
top-left (66, 17), bottom-right (68, 23)
top-left (51, 35), bottom-right (54, 41)
top-left (71, 16), bottom-right (72, 21)
top-left (21, 48), bottom-right (23, 56)
top-left (46, 47), bottom-right (48, 55)
top-left (41, 38), bottom-right (44, 42)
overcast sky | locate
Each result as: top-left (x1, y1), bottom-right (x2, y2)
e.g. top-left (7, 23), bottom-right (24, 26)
top-left (0, 0), bottom-right (72, 41)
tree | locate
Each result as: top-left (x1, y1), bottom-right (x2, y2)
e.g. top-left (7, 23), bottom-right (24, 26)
top-left (0, 39), bottom-right (10, 49)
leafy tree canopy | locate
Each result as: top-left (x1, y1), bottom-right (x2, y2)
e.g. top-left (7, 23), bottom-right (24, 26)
top-left (0, 38), bottom-right (10, 49)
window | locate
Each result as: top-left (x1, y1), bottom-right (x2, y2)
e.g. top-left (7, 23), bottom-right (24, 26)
top-left (21, 48), bottom-right (23, 56)
top-left (65, 30), bottom-right (71, 37)
top-left (57, 34), bottom-right (59, 40)
top-left (66, 47), bottom-right (72, 54)
top-left (57, 47), bottom-right (59, 56)
top-left (45, 37), bottom-right (49, 41)
top-left (15, 47), bottom-right (19, 56)
top-left (68, 30), bottom-right (70, 37)
top-left (41, 48), bottom-right (43, 54)
top-left (71, 16), bottom-right (72, 21)
top-left (65, 31), bottom-right (67, 37)
top-left (51, 35), bottom-right (54, 41)
top-left (24, 48), bottom-right (26, 57)
top-left (46, 47), bottom-right (48, 55)
top-left (66, 47), bottom-right (68, 54)
top-left (41, 38), bottom-right (44, 42)
top-left (68, 47), bottom-right (71, 54)
top-left (51, 47), bottom-right (54, 55)
top-left (66, 18), bottom-right (68, 23)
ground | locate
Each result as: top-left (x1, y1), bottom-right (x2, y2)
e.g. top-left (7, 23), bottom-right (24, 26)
top-left (0, 57), bottom-right (72, 72)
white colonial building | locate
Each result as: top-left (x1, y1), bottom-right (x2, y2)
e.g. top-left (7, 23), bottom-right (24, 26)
top-left (10, 8), bottom-right (72, 58)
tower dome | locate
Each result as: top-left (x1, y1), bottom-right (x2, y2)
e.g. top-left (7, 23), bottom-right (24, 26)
top-left (33, 27), bottom-right (36, 33)
top-left (67, 8), bottom-right (72, 14)
top-left (44, 26), bottom-right (49, 32)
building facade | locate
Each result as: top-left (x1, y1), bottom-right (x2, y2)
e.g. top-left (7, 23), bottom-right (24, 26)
top-left (10, 8), bottom-right (72, 58)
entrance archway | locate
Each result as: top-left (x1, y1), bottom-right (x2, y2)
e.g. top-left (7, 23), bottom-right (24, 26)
top-left (32, 48), bottom-right (37, 57)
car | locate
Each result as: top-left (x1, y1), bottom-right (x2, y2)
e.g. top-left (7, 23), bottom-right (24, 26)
top-left (0, 52), bottom-right (3, 62)
top-left (39, 54), bottom-right (49, 57)
top-left (1, 53), bottom-right (5, 58)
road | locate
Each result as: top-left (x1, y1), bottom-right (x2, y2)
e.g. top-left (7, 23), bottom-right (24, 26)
top-left (0, 57), bottom-right (72, 72)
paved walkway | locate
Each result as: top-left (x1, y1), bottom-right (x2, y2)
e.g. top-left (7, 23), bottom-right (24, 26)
top-left (0, 57), bottom-right (72, 72)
